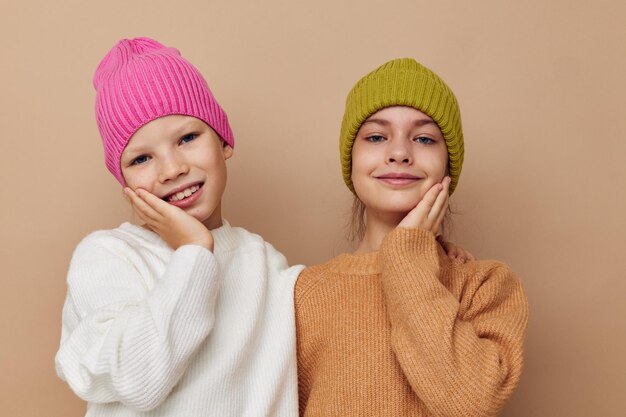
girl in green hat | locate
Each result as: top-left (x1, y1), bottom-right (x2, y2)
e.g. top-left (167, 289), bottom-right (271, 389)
top-left (295, 58), bottom-right (529, 416)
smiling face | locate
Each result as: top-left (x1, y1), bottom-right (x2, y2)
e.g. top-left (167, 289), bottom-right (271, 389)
top-left (351, 106), bottom-right (449, 217)
top-left (120, 115), bottom-right (233, 228)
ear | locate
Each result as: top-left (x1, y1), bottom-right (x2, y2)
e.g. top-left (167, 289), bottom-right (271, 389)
top-left (223, 144), bottom-right (234, 160)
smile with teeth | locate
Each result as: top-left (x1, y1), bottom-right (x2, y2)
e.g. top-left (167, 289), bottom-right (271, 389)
top-left (166, 185), bottom-right (201, 202)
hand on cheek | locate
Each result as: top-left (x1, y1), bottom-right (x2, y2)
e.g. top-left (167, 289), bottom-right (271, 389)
top-left (123, 187), bottom-right (214, 251)
top-left (397, 176), bottom-right (451, 235)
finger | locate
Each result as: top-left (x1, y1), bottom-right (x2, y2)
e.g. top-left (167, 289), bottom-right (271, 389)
top-left (403, 183), bottom-right (443, 226)
top-left (125, 188), bottom-right (162, 221)
top-left (440, 239), bottom-right (460, 261)
top-left (136, 188), bottom-right (181, 217)
top-left (429, 177), bottom-right (450, 221)
top-left (122, 189), bottom-right (130, 203)
top-left (431, 196), bottom-right (448, 236)
top-left (458, 248), bottom-right (474, 263)
top-left (124, 190), bottom-right (155, 227)
top-left (129, 199), bottom-right (159, 228)
top-left (132, 203), bottom-right (154, 227)
top-left (432, 178), bottom-right (451, 231)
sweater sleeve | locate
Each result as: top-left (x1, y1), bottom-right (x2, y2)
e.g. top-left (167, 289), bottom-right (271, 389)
top-left (379, 228), bottom-right (528, 417)
top-left (55, 235), bottom-right (220, 411)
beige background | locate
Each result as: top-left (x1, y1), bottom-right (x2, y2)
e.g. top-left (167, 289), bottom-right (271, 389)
top-left (1, 0), bottom-right (625, 415)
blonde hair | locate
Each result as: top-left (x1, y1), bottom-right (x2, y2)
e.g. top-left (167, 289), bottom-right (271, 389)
top-left (347, 196), bottom-right (367, 242)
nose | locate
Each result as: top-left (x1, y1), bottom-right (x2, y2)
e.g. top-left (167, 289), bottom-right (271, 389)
top-left (387, 140), bottom-right (412, 165)
top-left (158, 153), bottom-right (189, 183)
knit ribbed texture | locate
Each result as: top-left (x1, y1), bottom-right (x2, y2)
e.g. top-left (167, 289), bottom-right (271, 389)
top-left (94, 37), bottom-right (234, 186)
top-left (295, 228), bottom-right (528, 416)
top-left (340, 58), bottom-right (464, 194)
top-left (56, 221), bottom-right (304, 416)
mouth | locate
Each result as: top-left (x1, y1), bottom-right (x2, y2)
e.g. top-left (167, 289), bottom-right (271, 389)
top-left (375, 173), bottom-right (421, 186)
top-left (162, 182), bottom-right (204, 203)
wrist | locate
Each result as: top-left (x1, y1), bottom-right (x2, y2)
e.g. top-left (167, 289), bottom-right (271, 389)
top-left (193, 233), bottom-right (214, 252)
top-left (383, 227), bottom-right (439, 261)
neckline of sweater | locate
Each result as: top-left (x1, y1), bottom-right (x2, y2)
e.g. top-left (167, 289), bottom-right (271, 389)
top-left (327, 251), bottom-right (381, 275)
top-left (118, 220), bottom-right (241, 253)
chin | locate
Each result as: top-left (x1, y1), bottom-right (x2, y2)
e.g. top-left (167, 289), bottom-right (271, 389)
top-left (366, 200), bottom-right (418, 219)
top-left (383, 194), bottom-right (423, 213)
top-left (185, 206), bottom-right (214, 223)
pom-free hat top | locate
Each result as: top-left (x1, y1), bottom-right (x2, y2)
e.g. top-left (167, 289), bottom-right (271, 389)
top-left (94, 37), bottom-right (234, 185)
top-left (339, 58), bottom-right (464, 194)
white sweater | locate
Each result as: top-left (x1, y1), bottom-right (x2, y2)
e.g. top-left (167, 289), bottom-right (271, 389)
top-left (55, 221), bottom-right (304, 417)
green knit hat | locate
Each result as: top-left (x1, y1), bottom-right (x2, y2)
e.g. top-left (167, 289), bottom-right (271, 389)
top-left (340, 58), bottom-right (464, 194)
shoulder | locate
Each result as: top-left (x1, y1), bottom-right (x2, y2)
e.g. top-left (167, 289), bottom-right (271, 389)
top-left (73, 226), bottom-right (132, 259)
top-left (69, 223), bottom-right (170, 280)
top-left (216, 225), bottom-right (267, 253)
top-left (227, 226), bottom-right (304, 277)
top-left (65, 225), bottom-right (158, 292)
top-left (72, 223), bottom-right (158, 259)
top-left (295, 259), bottom-right (337, 303)
top-left (225, 225), bottom-right (279, 256)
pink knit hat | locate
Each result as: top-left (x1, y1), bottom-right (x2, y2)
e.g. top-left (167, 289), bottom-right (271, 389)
top-left (93, 37), bottom-right (234, 185)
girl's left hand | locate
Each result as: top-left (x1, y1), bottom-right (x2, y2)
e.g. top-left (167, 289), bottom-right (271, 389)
top-left (398, 176), bottom-right (451, 235)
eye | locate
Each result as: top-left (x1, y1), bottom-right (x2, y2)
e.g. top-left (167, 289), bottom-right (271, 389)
top-left (131, 155), bottom-right (150, 165)
top-left (180, 133), bottom-right (198, 144)
top-left (365, 134), bottom-right (386, 143)
top-left (414, 136), bottom-right (435, 145)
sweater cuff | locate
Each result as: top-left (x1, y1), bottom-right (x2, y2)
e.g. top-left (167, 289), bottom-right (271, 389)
top-left (379, 228), bottom-right (445, 303)
top-left (150, 244), bottom-right (220, 334)
top-left (169, 244), bottom-right (218, 284)
top-left (380, 227), bottom-right (440, 266)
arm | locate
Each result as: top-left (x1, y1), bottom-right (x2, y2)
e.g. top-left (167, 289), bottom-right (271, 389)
top-left (380, 227), bottom-right (528, 417)
top-left (55, 236), bottom-right (220, 411)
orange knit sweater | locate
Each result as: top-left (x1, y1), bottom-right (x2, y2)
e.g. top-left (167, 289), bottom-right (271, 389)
top-left (295, 228), bottom-right (528, 417)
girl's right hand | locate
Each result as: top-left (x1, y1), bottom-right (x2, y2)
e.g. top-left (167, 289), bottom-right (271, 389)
top-left (124, 187), bottom-right (214, 252)
top-left (397, 176), bottom-right (451, 235)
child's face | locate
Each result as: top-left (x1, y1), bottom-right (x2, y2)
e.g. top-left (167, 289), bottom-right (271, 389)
top-left (351, 106), bottom-right (448, 216)
top-left (120, 115), bottom-right (233, 226)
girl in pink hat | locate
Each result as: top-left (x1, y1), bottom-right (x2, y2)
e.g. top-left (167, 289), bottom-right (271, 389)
top-left (54, 37), bottom-right (305, 417)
